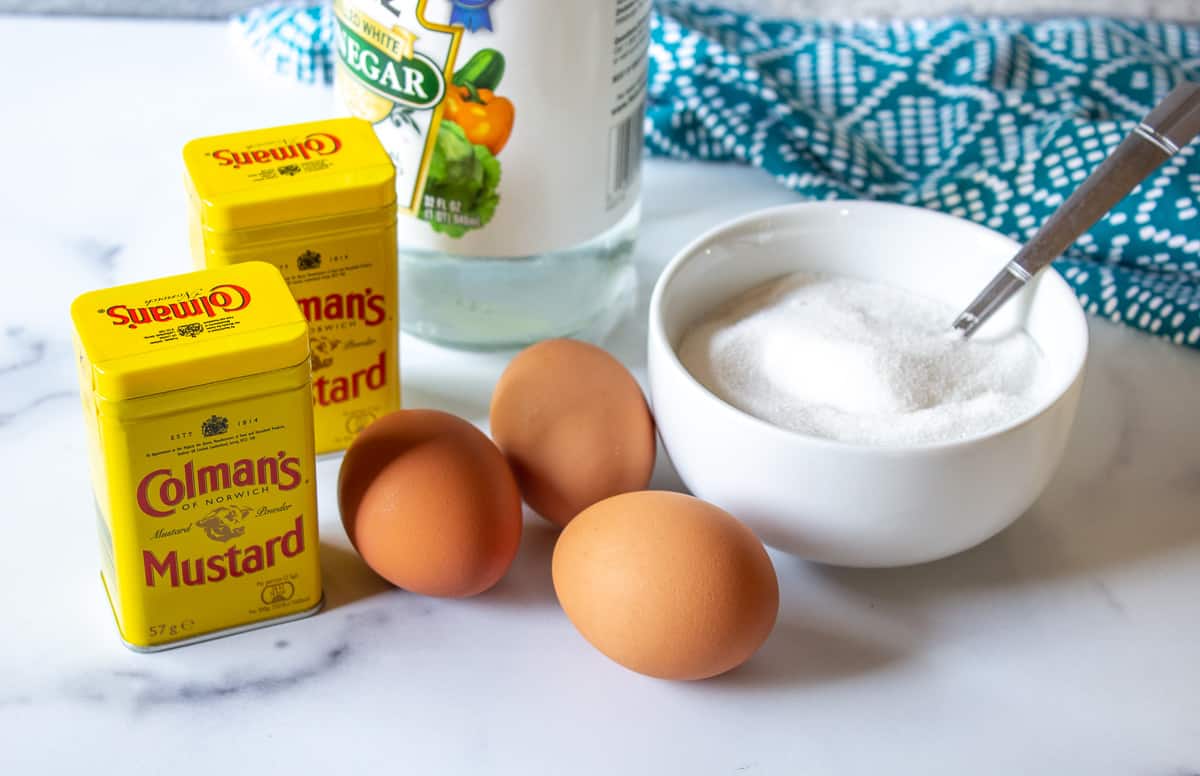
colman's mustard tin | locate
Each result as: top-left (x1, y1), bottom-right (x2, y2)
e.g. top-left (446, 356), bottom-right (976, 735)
top-left (183, 117), bottom-right (400, 455)
top-left (71, 262), bottom-right (323, 651)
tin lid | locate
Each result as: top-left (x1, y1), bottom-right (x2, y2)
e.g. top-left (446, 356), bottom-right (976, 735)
top-left (71, 262), bottom-right (310, 402)
top-left (183, 118), bottom-right (396, 232)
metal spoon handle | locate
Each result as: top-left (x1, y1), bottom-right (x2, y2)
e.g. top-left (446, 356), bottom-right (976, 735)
top-left (953, 81), bottom-right (1200, 337)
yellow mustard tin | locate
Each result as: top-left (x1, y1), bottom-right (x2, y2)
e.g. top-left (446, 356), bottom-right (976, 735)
top-left (184, 117), bottom-right (400, 455)
top-left (71, 261), bottom-right (323, 651)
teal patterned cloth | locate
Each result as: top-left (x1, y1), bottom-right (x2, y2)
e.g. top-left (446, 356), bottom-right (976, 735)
top-left (234, 2), bottom-right (332, 84)
top-left (233, 1), bottom-right (1200, 347)
top-left (647, 3), bottom-right (1200, 348)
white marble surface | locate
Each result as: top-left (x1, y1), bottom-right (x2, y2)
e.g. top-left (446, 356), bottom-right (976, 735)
top-left (2, 15), bottom-right (1199, 776)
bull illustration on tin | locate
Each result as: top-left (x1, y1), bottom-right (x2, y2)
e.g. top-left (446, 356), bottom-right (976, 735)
top-left (310, 336), bottom-right (340, 372)
top-left (195, 505), bottom-right (253, 542)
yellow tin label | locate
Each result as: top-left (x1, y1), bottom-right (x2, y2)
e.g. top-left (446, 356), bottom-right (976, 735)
top-left (184, 118), bottom-right (401, 455)
top-left (71, 262), bottom-right (322, 650)
top-left (182, 117), bottom-right (396, 231)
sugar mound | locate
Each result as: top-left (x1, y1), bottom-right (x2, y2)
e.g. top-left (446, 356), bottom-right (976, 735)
top-left (678, 273), bottom-right (1048, 446)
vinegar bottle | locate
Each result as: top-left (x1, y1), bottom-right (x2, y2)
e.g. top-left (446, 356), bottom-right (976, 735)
top-left (334, 0), bottom-right (651, 348)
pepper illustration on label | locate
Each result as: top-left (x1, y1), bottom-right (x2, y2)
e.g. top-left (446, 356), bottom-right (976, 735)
top-left (444, 50), bottom-right (512, 154)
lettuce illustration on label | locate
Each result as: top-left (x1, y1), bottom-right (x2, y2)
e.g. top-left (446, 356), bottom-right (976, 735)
top-left (417, 49), bottom-right (512, 238)
top-left (420, 120), bottom-right (501, 238)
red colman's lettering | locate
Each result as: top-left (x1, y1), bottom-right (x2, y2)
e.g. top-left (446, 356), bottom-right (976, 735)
top-left (296, 288), bottom-right (387, 327)
top-left (137, 450), bottom-right (303, 518)
top-left (143, 516), bottom-right (306, 588)
top-left (210, 132), bottom-right (342, 169)
top-left (105, 283), bottom-right (251, 329)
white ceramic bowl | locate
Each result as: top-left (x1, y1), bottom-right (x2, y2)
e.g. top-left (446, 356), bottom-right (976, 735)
top-left (648, 201), bottom-right (1088, 567)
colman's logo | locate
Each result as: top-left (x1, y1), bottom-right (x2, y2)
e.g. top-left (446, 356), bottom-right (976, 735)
top-left (296, 288), bottom-right (387, 327)
top-left (104, 284), bottom-right (251, 330)
top-left (136, 451), bottom-right (303, 518)
top-left (210, 132), bottom-right (343, 170)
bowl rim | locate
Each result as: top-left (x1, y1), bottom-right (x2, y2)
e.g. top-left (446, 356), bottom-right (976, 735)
top-left (648, 200), bottom-right (1091, 454)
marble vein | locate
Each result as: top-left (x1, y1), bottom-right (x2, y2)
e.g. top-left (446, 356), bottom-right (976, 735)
top-left (127, 643), bottom-right (353, 708)
top-left (0, 391), bottom-right (76, 427)
top-left (0, 331), bottom-right (46, 375)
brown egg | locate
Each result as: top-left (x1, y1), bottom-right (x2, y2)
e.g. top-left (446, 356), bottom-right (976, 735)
top-left (489, 339), bottom-right (656, 528)
top-left (552, 491), bottom-right (779, 680)
top-left (338, 409), bottom-right (522, 598)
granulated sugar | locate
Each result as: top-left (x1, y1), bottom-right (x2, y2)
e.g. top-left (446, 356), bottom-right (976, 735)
top-left (678, 273), bottom-right (1047, 445)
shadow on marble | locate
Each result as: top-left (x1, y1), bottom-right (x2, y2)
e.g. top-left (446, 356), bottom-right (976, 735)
top-left (316, 505), bottom-right (563, 615)
top-left (482, 451), bottom-right (691, 610)
top-left (475, 518), bottom-right (561, 609)
top-left (813, 484), bottom-right (1200, 608)
top-left (648, 438), bottom-right (688, 493)
top-left (319, 540), bottom-right (393, 612)
top-left (699, 618), bottom-right (911, 691)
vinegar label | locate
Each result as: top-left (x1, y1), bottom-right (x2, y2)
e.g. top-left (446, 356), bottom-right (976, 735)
top-left (335, 0), bottom-right (651, 258)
